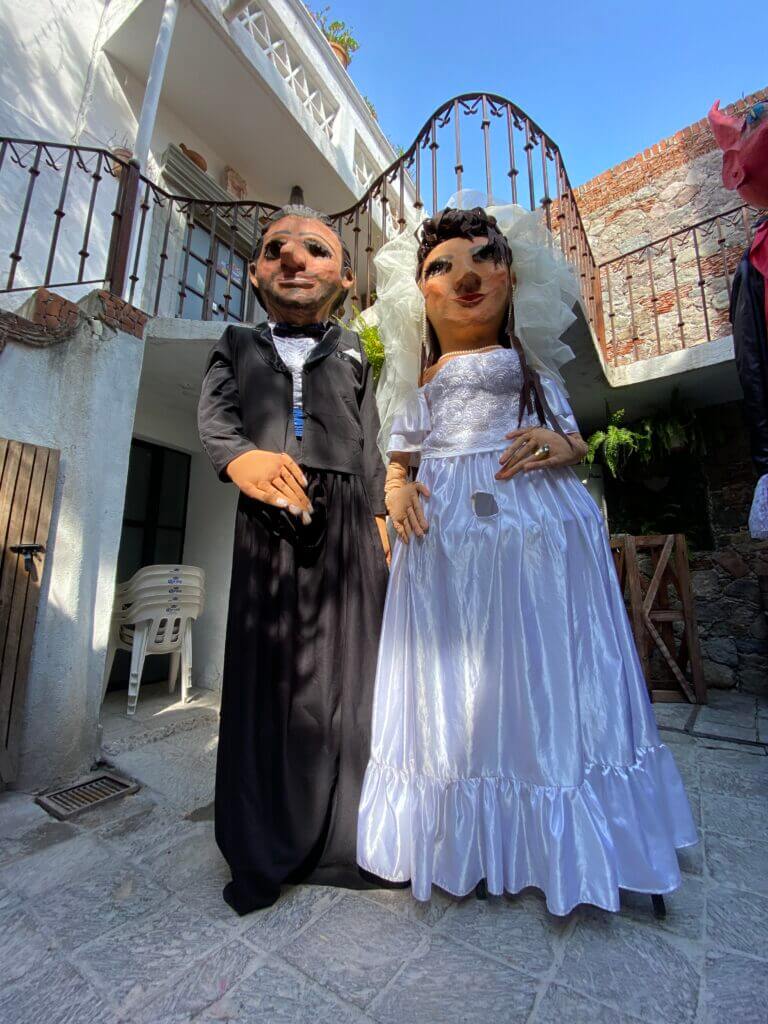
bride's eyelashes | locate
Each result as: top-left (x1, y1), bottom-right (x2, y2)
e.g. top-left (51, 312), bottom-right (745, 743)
top-left (423, 245), bottom-right (501, 279)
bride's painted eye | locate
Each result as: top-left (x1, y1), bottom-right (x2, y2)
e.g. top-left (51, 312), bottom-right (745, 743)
top-left (424, 258), bottom-right (450, 278)
top-left (473, 244), bottom-right (497, 263)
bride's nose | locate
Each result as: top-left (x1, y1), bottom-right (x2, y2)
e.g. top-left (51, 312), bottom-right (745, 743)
top-left (455, 269), bottom-right (482, 294)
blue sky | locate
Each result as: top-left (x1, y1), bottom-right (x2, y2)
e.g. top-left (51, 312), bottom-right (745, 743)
top-left (324, 0), bottom-right (767, 187)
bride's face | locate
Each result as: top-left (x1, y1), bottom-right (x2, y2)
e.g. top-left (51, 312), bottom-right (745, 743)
top-left (419, 235), bottom-right (511, 340)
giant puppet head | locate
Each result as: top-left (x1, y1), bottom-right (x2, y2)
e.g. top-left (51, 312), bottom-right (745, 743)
top-left (708, 99), bottom-right (768, 208)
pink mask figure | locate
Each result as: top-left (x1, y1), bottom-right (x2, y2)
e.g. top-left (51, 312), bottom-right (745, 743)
top-left (708, 99), bottom-right (768, 208)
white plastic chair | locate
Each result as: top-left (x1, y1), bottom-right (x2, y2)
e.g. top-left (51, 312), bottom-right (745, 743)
top-left (103, 565), bottom-right (206, 715)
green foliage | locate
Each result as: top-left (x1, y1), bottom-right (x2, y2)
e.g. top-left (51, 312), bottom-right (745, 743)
top-left (363, 96), bottom-right (378, 121)
top-left (312, 7), bottom-right (360, 56)
top-left (585, 392), bottom-right (705, 479)
top-left (344, 306), bottom-right (385, 383)
top-left (584, 410), bottom-right (642, 478)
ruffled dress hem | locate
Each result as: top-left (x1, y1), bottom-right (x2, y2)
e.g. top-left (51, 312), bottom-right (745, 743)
top-left (357, 743), bottom-right (698, 917)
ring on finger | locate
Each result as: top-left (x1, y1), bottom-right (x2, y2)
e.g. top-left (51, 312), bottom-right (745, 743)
top-left (533, 444), bottom-right (551, 460)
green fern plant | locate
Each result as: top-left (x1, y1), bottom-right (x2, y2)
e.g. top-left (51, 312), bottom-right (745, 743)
top-left (584, 410), bottom-right (644, 479)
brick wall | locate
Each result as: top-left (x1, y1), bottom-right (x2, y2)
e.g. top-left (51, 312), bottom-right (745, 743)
top-left (575, 87), bottom-right (767, 365)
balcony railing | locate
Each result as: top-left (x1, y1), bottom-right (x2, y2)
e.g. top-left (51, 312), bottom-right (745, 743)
top-left (0, 93), bottom-right (605, 341)
top-left (5, 91), bottom-right (750, 373)
top-left (598, 205), bottom-right (757, 366)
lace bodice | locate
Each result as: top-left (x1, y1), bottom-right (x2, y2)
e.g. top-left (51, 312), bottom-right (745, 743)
top-left (387, 348), bottom-right (578, 460)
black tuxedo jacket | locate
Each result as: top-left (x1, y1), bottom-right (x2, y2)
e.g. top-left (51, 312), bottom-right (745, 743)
top-left (197, 322), bottom-right (386, 515)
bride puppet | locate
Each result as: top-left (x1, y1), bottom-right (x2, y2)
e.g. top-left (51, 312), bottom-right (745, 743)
top-left (356, 193), bottom-right (698, 915)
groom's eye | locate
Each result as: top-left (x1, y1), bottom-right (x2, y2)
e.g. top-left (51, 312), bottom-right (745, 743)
top-left (306, 241), bottom-right (332, 258)
top-left (264, 239), bottom-right (282, 259)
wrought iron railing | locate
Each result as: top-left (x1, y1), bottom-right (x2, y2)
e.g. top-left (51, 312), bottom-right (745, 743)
top-left (329, 93), bottom-right (606, 352)
top-left (0, 94), bottom-right (605, 343)
top-left (4, 94), bottom-right (750, 370)
top-left (598, 205), bottom-right (756, 366)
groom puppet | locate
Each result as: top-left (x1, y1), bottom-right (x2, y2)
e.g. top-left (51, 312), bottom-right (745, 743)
top-left (198, 205), bottom-right (389, 914)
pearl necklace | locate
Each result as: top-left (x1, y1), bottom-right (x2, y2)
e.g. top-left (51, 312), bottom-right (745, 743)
top-left (436, 344), bottom-right (502, 363)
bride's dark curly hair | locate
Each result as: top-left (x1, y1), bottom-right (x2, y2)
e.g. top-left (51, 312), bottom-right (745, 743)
top-left (415, 206), bottom-right (570, 441)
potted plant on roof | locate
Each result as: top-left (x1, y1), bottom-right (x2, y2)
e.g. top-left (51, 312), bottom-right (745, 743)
top-left (312, 6), bottom-right (359, 69)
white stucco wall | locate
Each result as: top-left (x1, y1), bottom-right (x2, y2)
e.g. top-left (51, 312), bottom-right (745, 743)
top-left (0, 315), bottom-right (144, 789)
top-left (132, 371), bottom-right (237, 696)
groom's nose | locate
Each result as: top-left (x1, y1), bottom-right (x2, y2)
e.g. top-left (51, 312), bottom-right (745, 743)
top-left (280, 240), bottom-right (307, 272)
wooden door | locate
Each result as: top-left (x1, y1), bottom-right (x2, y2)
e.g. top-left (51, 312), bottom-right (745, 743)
top-left (0, 438), bottom-right (60, 785)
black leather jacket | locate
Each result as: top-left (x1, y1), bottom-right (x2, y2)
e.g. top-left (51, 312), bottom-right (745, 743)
top-left (198, 322), bottom-right (386, 515)
top-left (730, 225), bottom-right (768, 477)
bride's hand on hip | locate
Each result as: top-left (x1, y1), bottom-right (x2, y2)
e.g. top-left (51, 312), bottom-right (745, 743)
top-left (386, 481), bottom-right (431, 544)
top-left (496, 427), bottom-right (587, 481)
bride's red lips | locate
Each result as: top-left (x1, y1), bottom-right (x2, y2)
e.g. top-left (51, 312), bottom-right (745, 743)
top-left (455, 293), bottom-right (485, 305)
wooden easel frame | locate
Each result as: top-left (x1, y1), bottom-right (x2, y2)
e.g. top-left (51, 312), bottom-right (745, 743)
top-left (610, 534), bottom-right (707, 704)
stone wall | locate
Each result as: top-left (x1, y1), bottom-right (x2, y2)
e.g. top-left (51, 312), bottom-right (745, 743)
top-left (690, 403), bottom-right (768, 696)
top-left (574, 87), bottom-right (767, 365)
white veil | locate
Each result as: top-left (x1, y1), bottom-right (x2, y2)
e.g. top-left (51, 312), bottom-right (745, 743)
top-left (366, 190), bottom-right (580, 458)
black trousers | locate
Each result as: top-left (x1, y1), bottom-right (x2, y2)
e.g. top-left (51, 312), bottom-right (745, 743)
top-left (215, 470), bottom-right (388, 913)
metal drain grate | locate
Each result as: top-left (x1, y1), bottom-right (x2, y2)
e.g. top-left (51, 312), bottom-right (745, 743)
top-left (36, 771), bottom-right (139, 821)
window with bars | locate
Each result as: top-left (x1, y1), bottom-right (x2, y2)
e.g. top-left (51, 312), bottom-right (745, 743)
top-left (180, 223), bottom-right (248, 322)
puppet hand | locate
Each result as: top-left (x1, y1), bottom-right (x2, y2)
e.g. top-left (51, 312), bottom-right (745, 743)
top-left (375, 515), bottom-right (392, 566)
top-left (496, 428), bottom-right (587, 481)
top-left (386, 481), bottom-right (431, 544)
top-left (226, 449), bottom-right (312, 521)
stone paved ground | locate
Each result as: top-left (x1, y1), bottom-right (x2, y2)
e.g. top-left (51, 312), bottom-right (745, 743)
top-left (1, 689), bottom-right (767, 1024)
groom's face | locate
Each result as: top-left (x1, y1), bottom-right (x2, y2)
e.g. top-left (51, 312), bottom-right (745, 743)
top-left (250, 216), bottom-right (353, 324)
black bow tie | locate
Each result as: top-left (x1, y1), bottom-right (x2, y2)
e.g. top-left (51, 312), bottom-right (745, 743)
top-left (271, 322), bottom-right (329, 340)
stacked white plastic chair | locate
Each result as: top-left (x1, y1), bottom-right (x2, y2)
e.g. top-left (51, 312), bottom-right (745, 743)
top-left (103, 565), bottom-right (206, 715)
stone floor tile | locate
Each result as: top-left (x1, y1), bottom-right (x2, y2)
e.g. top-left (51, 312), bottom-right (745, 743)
top-left (703, 949), bottom-right (768, 1024)
top-left (706, 887), bottom-right (768, 956)
top-left (557, 910), bottom-right (700, 1023)
top-left (0, 958), bottom-right (117, 1024)
top-left (707, 691), bottom-right (757, 713)
top-left (361, 885), bottom-right (455, 928)
top-left (281, 892), bottom-right (424, 1009)
top-left (531, 984), bottom-right (648, 1024)
top-left (619, 876), bottom-right (705, 940)
top-left (0, 896), bottom-right (59, 986)
top-left (692, 718), bottom-right (758, 743)
top-left (653, 703), bottom-right (695, 730)
top-left (700, 761), bottom-right (768, 800)
top-left (242, 884), bottom-right (341, 950)
top-left (30, 861), bottom-right (171, 950)
top-left (110, 740), bottom-right (215, 815)
top-left (0, 818), bottom-right (78, 868)
top-left (138, 822), bottom-right (225, 894)
top-left (672, 753), bottom-right (701, 794)
top-left (678, 831), bottom-right (705, 877)
top-left (371, 933), bottom-right (538, 1024)
top-left (198, 956), bottom-right (364, 1023)
top-left (0, 833), bottom-right (114, 898)
top-left (434, 889), bottom-right (566, 977)
top-left (701, 792), bottom-right (768, 843)
top-left (0, 791), bottom-right (50, 841)
top-left (75, 897), bottom-right (228, 1016)
top-left (98, 804), bottom-right (204, 866)
top-left (134, 939), bottom-right (258, 1023)
top-left (695, 706), bottom-right (758, 732)
top-left (705, 832), bottom-right (768, 897)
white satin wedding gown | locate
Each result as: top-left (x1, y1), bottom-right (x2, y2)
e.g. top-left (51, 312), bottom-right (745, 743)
top-left (357, 346), bottom-right (697, 914)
